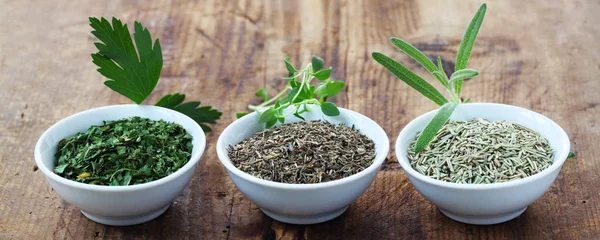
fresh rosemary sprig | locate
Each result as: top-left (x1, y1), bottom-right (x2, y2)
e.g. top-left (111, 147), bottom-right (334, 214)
top-left (372, 3), bottom-right (487, 152)
top-left (238, 56), bottom-right (345, 128)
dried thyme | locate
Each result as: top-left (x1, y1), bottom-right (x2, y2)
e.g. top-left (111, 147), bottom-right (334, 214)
top-left (54, 117), bottom-right (193, 186)
top-left (228, 121), bottom-right (376, 184)
top-left (408, 119), bottom-right (554, 184)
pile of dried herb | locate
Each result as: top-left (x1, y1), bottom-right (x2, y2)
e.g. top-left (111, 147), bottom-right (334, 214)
top-left (228, 121), bottom-right (376, 184)
top-left (408, 119), bottom-right (554, 184)
top-left (54, 117), bottom-right (193, 186)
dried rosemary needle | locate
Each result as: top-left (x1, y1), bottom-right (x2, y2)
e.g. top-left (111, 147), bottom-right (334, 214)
top-left (228, 121), bottom-right (376, 184)
top-left (408, 118), bottom-right (554, 184)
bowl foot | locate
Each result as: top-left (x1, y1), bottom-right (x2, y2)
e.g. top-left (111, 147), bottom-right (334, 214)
top-left (439, 207), bottom-right (527, 225)
top-left (260, 206), bottom-right (349, 225)
top-left (81, 204), bottom-right (170, 226)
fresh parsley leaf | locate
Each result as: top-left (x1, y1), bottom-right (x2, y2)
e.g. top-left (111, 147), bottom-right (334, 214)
top-left (90, 17), bottom-right (222, 131)
top-left (236, 112), bottom-right (249, 118)
top-left (155, 93), bottom-right (185, 107)
top-left (90, 17), bottom-right (162, 104)
top-left (155, 93), bottom-right (222, 132)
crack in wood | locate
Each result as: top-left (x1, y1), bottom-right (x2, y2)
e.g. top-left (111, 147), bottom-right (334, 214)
top-left (195, 28), bottom-right (224, 50)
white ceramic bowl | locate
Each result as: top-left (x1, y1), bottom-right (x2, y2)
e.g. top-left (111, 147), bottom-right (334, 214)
top-left (216, 105), bottom-right (390, 224)
top-left (396, 103), bottom-right (570, 225)
top-left (34, 105), bottom-right (206, 226)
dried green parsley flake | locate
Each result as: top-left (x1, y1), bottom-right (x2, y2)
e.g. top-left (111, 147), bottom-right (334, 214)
top-left (54, 117), bottom-right (193, 186)
top-left (408, 118), bottom-right (554, 184)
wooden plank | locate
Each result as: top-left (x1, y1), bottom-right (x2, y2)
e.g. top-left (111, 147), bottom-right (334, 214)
top-left (0, 0), bottom-right (599, 239)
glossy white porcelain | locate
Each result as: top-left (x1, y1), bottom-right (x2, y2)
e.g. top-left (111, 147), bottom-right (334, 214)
top-left (396, 103), bottom-right (570, 225)
top-left (216, 105), bottom-right (390, 224)
top-left (34, 104), bottom-right (206, 226)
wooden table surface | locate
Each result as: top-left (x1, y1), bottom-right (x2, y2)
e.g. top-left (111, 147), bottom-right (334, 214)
top-left (1, 0), bottom-right (599, 239)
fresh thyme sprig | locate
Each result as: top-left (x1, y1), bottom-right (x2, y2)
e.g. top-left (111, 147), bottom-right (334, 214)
top-left (372, 3), bottom-right (487, 152)
top-left (238, 56), bottom-right (345, 128)
top-left (89, 17), bottom-right (222, 132)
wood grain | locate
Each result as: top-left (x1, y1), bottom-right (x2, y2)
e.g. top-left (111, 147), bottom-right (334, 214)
top-left (1, 0), bottom-right (599, 239)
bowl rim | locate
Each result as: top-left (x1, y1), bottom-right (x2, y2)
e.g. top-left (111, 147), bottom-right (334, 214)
top-left (216, 107), bottom-right (390, 190)
top-left (34, 104), bottom-right (206, 192)
top-left (395, 102), bottom-right (570, 190)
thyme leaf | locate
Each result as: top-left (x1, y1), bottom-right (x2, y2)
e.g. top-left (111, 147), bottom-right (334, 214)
top-left (241, 56), bottom-right (345, 128)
